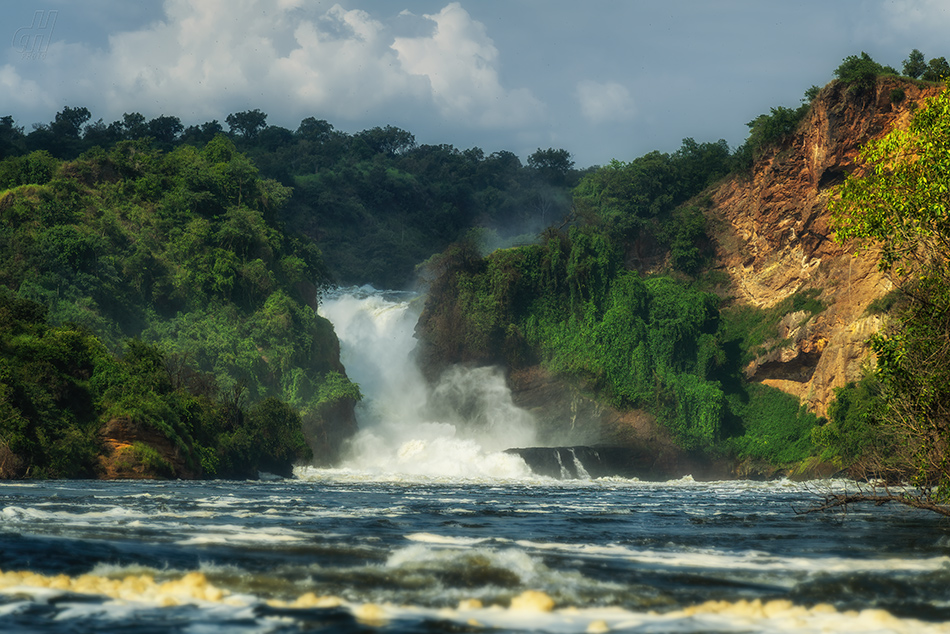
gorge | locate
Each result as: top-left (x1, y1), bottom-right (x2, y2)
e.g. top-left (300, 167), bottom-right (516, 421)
top-left (0, 69), bottom-right (946, 484)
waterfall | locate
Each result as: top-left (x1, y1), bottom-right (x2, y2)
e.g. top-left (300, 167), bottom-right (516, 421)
top-left (317, 286), bottom-right (536, 479)
top-left (569, 448), bottom-right (591, 480)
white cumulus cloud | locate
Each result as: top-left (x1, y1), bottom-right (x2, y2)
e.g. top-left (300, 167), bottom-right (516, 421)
top-left (575, 79), bottom-right (636, 124)
top-left (1, 0), bottom-right (544, 132)
top-left (392, 3), bottom-right (544, 128)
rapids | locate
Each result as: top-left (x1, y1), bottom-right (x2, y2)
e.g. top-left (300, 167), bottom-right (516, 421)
top-left (1, 477), bottom-right (949, 633)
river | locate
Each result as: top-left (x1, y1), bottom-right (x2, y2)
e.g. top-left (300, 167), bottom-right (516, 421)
top-left (0, 288), bottom-right (948, 633)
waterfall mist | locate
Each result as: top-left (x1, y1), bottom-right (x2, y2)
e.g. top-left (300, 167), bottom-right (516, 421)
top-left (318, 287), bottom-right (536, 478)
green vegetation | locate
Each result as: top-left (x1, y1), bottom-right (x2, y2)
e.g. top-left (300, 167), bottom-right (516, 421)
top-left (719, 288), bottom-right (824, 365)
top-left (0, 137), bottom-right (357, 478)
top-left (826, 83), bottom-right (950, 515)
top-left (726, 383), bottom-right (820, 464)
top-left (812, 377), bottom-right (882, 465)
top-left (0, 290), bottom-right (312, 478)
top-left (834, 52), bottom-right (898, 95)
top-left (734, 103), bottom-right (812, 168)
top-left (419, 223), bottom-right (820, 461)
top-left (902, 48), bottom-right (950, 82)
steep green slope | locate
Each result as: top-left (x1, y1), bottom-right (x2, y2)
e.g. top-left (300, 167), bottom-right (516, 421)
top-left (0, 137), bottom-right (358, 477)
top-left (416, 139), bottom-right (823, 466)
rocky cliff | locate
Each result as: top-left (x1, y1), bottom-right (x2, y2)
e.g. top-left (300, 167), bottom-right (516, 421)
top-left (707, 77), bottom-right (941, 416)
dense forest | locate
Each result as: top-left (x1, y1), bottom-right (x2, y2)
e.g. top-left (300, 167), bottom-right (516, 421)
top-left (1, 108), bottom-right (584, 289)
top-left (1, 48), bottom-right (948, 486)
top-left (0, 137), bottom-right (359, 478)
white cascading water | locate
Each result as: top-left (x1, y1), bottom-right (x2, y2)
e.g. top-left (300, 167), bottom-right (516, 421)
top-left (317, 286), bottom-right (536, 479)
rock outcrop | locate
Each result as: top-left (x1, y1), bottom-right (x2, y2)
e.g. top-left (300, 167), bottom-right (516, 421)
top-left (98, 416), bottom-right (200, 479)
top-left (506, 445), bottom-right (730, 481)
top-left (506, 365), bottom-right (731, 479)
top-left (707, 77), bottom-right (941, 415)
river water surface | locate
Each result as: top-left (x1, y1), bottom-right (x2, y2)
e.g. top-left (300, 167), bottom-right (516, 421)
top-left (1, 288), bottom-right (949, 632)
top-left (1, 476), bottom-right (949, 633)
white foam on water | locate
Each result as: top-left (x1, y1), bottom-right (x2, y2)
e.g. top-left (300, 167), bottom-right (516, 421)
top-left (404, 532), bottom-right (495, 547)
top-left (2, 566), bottom-right (949, 634)
top-left (174, 524), bottom-right (312, 546)
top-left (0, 504), bottom-right (147, 525)
top-left (510, 538), bottom-right (950, 577)
top-left (386, 543), bottom-right (542, 581)
top-left (294, 462), bottom-right (573, 485)
top-left (316, 286), bottom-right (538, 479)
top-left (409, 598), bottom-right (950, 634)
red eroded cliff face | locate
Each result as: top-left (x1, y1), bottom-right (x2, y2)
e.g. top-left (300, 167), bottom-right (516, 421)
top-left (707, 77), bottom-right (942, 416)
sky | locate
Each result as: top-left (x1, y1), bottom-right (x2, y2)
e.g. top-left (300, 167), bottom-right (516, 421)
top-left (3, 0), bottom-right (950, 168)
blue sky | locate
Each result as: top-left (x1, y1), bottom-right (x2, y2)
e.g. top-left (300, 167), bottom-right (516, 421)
top-left (3, 1), bottom-right (949, 167)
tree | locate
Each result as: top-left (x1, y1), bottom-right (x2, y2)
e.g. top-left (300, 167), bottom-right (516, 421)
top-left (357, 125), bottom-right (415, 156)
top-left (903, 49), bottom-right (927, 79)
top-left (147, 115), bottom-right (184, 145)
top-left (296, 117), bottom-right (334, 142)
top-left (735, 105), bottom-right (810, 167)
top-left (83, 118), bottom-right (121, 148)
top-left (258, 125), bottom-right (294, 151)
top-left (0, 115), bottom-right (25, 158)
top-left (180, 120), bottom-right (223, 145)
top-left (528, 147), bottom-right (574, 184)
top-left (51, 106), bottom-right (91, 139)
top-left (922, 56), bottom-right (950, 83)
top-left (111, 112), bottom-right (149, 140)
top-left (226, 109), bottom-right (268, 139)
top-left (828, 84), bottom-right (950, 516)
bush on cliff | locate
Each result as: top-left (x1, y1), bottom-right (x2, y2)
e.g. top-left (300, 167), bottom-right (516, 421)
top-left (835, 52), bottom-right (898, 95)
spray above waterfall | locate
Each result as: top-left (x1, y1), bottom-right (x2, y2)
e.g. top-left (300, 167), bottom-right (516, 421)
top-left (317, 286), bottom-right (537, 478)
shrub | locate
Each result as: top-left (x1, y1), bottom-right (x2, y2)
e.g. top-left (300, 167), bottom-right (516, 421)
top-left (834, 52), bottom-right (897, 95)
top-left (813, 377), bottom-right (882, 463)
top-left (734, 104), bottom-right (810, 168)
top-left (726, 383), bottom-right (819, 464)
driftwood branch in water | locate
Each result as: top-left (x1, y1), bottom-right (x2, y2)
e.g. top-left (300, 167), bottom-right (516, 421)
top-left (804, 492), bottom-right (950, 517)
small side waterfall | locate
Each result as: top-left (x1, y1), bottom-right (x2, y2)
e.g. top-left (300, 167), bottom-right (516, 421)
top-left (504, 446), bottom-right (658, 480)
top-left (555, 450), bottom-right (571, 479)
top-left (570, 448), bottom-right (592, 479)
top-left (317, 287), bottom-right (536, 479)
